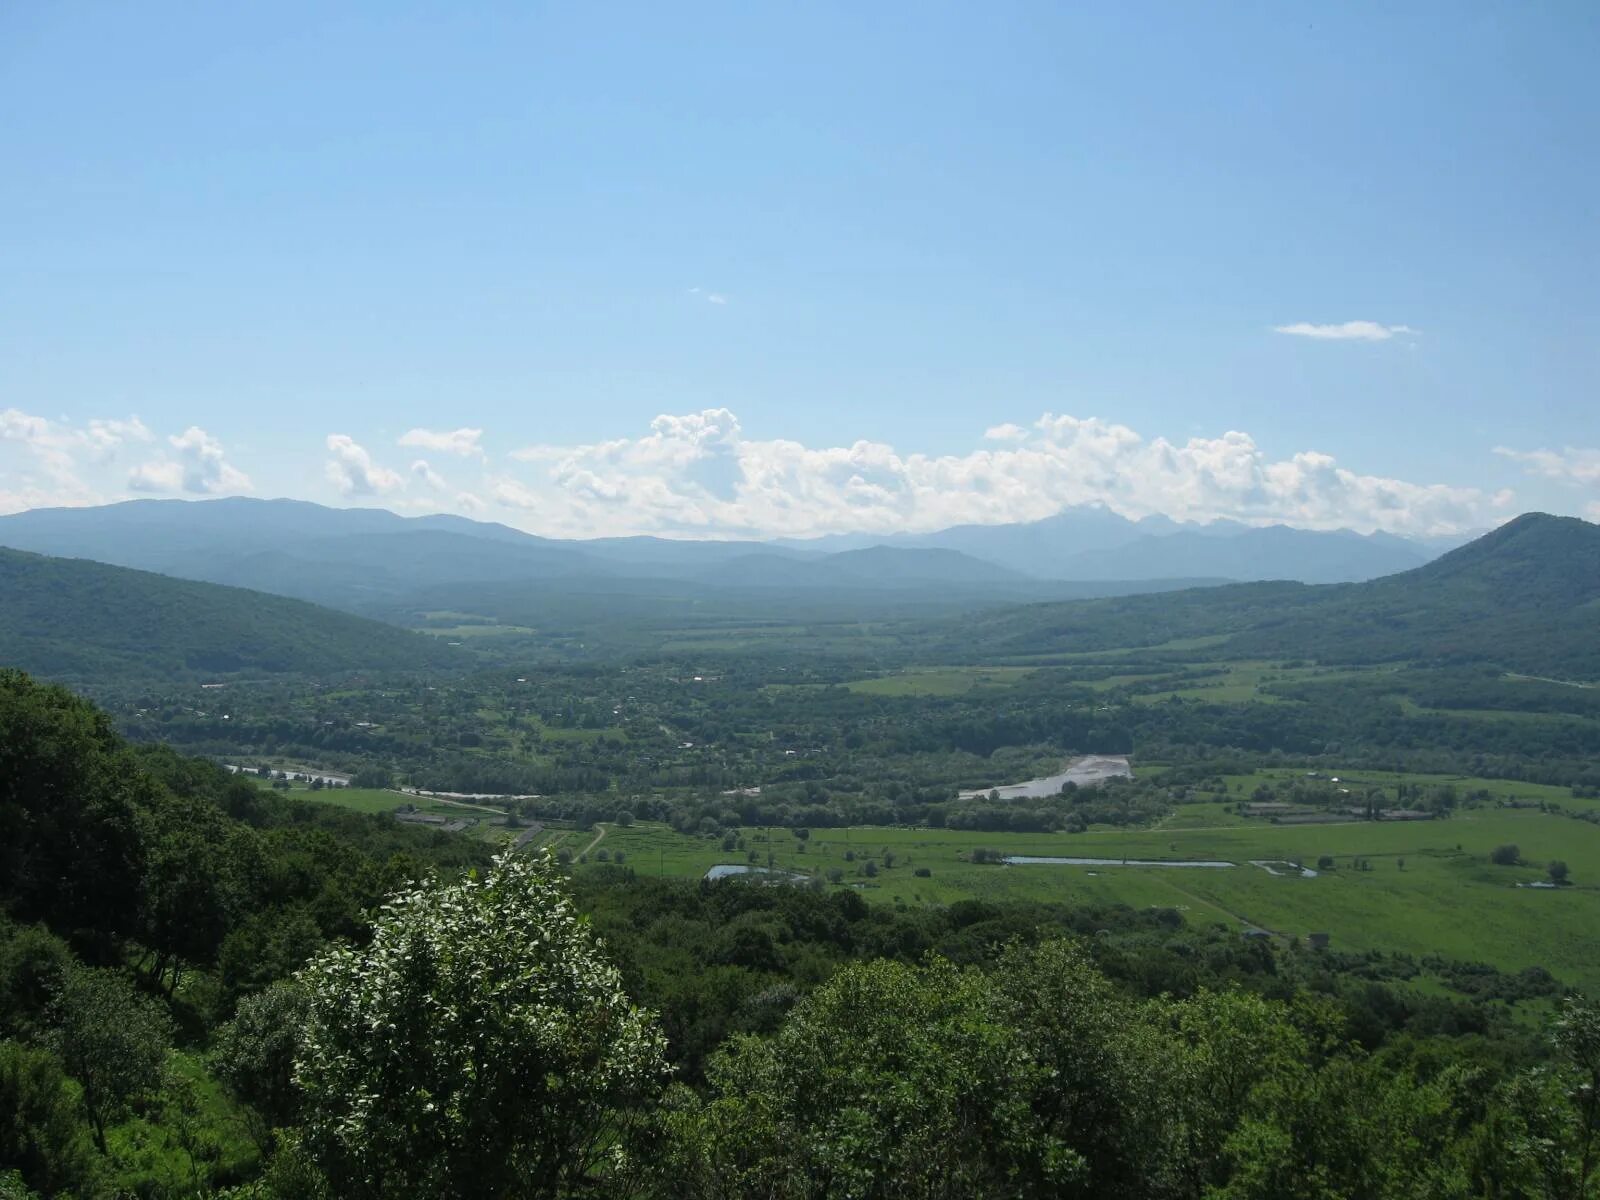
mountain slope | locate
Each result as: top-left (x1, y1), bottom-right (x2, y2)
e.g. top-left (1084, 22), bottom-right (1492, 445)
top-left (0, 547), bottom-right (463, 680)
top-left (936, 514), bottom-right (1600, 677)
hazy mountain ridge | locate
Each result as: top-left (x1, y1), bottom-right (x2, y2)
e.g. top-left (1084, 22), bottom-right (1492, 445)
top-left (779, 504), bottom-right (1449, 582)
top-left (0, 499), bottom-right (1459, 609)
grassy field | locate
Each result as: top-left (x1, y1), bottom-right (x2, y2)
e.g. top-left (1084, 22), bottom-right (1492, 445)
top-left (1214, 765), bottom-right (1585, 807)
top-left (585, 804), bottom-right (1600, 990)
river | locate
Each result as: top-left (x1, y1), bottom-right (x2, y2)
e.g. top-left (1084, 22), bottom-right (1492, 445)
top-left (958, 754), bottom-right (1132, 800)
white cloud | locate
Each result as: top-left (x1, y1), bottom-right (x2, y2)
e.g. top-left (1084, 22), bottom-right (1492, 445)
top-left (129, 426), bottom-right (251, 495)
top-left (0, 408), bottom-right (79, 483)
top-left (983, 423), bottom-right (1029, 442)
top-left (85, 417), bottom-right (153, 456)
top-left (1, 407), bottom-right (157, 510)
top-left (411, 459), bottom-right (448, 489)
top-left (491, 408), bottom-right (1504, 538)
top-left (127, 461), bottom-right (184, 492)
top-left (687, 287), bottom-right (728, 305)
top-left (398, 427), bottom-right (484, 457)
top-left (1494, 445), bottom-right (1600, 488)
top-left (325, 434), bottom-right (403, 495)
top-left (1273, 320), bottom-right (1419, 341)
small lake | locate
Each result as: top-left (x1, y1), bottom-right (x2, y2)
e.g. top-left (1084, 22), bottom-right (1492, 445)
top-left (959, 755), bottom-right (1133, 800)
top-left (704, 864), bottom-right (809, 882)
top-left (1002, 856), bottom-right (1236, 868)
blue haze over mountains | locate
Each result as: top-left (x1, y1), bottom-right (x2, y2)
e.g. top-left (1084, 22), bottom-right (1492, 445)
top-left (0, 496), bottom-right (1472, 620)
top-left (0, 497), bottom-right (1467, 617)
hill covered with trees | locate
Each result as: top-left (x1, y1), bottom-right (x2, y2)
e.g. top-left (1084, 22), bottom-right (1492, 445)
top-left (936, 513), bottom-right (1600, 678)
top-left (0, 548), bottom-right (463, 681)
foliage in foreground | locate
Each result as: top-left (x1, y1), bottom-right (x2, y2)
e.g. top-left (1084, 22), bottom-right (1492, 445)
top-left (295, 852), bottom-right (668, 1198)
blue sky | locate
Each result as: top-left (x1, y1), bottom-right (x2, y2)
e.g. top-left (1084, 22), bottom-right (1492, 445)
top-left (1, 1), bottom-right (1595, 537)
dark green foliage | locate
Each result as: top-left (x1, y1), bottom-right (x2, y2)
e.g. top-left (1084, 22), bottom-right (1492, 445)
top-left (935, 513), bottom-right (1600, 677)
top-left (670, 955), bottom-right (1084, 1197)
top-left (0, 1041), bottom-right (99, 1197)
top-left (211, 982), bottom-right (309, 1150)
top-left (0, 547), bottom-right (460, 681)
top-left (1491, 844), bottom-right (1521, 866)
top-left (0, 926), bottom-right (73, 1043)
top-left (48, 967), bottom-right (173, 1151)
top-left (0, 670), bottom-right (151, 945)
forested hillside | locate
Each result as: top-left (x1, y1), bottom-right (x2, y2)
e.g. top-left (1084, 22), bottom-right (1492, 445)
top-left (937, 514), bottom-right (1600, 677)
top-left (0, 548), bottom-right (462, 680)
top-left (4, 668), bottom-right (1600, 1198)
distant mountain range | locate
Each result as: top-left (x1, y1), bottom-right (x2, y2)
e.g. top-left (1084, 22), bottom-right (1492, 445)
top-left (0, 499), bottom-right (1470, 620)
top-left (780, 505), bottom-right (1466, 583)
top-left (0, 504), bottom-right (1590, 683)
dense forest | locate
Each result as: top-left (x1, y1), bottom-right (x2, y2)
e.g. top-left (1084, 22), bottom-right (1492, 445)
top-left (0, 549), bottom-right (461, 682)
top-left (931, 514), bottom-right (1600, 678)
top-left (3, 667), bottom-right (1599, 1198)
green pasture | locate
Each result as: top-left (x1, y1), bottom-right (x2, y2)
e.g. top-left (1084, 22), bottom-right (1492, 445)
top-left (1216, 766), bottom-right (1583, 806)
top-left (588, 806), bottom-right (1600, 990)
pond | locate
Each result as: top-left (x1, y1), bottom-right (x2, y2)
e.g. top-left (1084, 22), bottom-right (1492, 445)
top-left (704, 864), bottom-right (809, 882)
top-left (1002, 856), bottom-right (1235, 868)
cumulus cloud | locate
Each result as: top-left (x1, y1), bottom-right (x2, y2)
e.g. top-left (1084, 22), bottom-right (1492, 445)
top-left (85, 417), bottom-right (153, 456)
top-left (325, 434), bottom-right (403, 495)
top-left (1, 408), bottom-right (81, 483)
top-left (1, 407), bottom-right (163, 511)
top-left (687, 287), bottom-right (728, 305)
top-left (492, 408), bottom-right (1505, 538)
top-left (1494, 445), bottom-right (1600, 488)
top-left (1273, 321), bottom-right (1419, 341)
top-left (411, 459), bottom-right (448, 489)
top-left (129, 426), bottom-right (252, 495)
top-left (126, 461), bottom-right (184, 492)
top-left (399, 427), bottom-right (484, 457)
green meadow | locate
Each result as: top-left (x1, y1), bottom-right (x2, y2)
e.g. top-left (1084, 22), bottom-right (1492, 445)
top-left (589, 804), bottom-right (1600, 990)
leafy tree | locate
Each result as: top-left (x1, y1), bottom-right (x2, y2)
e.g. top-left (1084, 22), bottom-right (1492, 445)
top-left (0, 923), bottom-right (73, 1042)
top-left (350, 766), bottom-right (394, 789)
top-left (1491, 844), bottom-right (1521, 866)
top-left (1497, 996), bottom-right (1600, 1199)
top-left (0, 671), bottom-right (151, 944)
top-left (0, 1040), bottom-right (99, 1197)
top-left (668, 956), bottom-right (1079, 1198)
top-left (48, 966), bottom-right (172, 1152)
top-left (1549, 860), bottom-right (1571, 884)
top-left (995, 939), bottom-right (1171, 1198)
top-left (295, 851), bottom-right (669, 1198)
top-left (212, 980), bottom-right (309, 1150)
